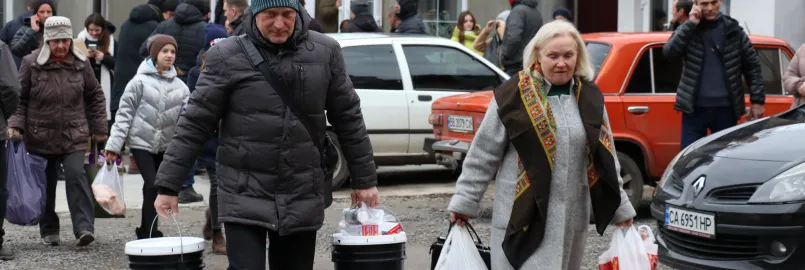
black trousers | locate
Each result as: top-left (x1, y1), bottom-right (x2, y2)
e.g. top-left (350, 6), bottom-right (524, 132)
top-left (39, 151), bottom-right (94, 238)
top-left (224, 222), bottom-right (317, 270)
top-left (131, 150), bottom-right (164, 231)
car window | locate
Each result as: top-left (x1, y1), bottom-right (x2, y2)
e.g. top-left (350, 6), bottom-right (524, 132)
top-left (625, 49), bottom-right (652, 94)
top-left (402, 45), bottom-right (501, 92)
top-left (585, 42), bottom-right (611, 79)
top-left (342, 45), bottom-right (403, 90)
top-left (754, 48), bottom-right (784, 95)
top-left (782, 49), bottom-right (792, 95)
top-left (652, 47), bottom-right (683, 94)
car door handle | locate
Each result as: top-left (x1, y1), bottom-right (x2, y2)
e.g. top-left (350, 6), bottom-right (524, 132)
top-left (627, 106), bottom-right (649, 115)
top-left (418, 95), bottom-right (432, 101)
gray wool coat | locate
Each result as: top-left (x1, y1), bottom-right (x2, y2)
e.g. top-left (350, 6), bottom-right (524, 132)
top-left (448, 86), bottom-right (636, 270)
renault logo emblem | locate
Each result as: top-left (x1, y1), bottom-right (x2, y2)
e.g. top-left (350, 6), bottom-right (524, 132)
top-left (692, 176), bottom-right (706, 196)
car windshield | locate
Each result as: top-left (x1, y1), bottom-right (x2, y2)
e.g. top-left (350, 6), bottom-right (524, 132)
top-left (585, 42), bottom-right (611, 80)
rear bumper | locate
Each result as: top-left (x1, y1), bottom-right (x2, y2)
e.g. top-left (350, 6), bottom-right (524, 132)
top-left (425, 139), bottom-right (471, 170)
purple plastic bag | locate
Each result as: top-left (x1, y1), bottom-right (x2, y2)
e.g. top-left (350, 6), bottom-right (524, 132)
top-left (6, 141), bottom-right (48, 226)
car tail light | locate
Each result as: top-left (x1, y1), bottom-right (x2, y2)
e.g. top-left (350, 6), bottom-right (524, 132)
top-left (428, 114), bottom-right (443, 125)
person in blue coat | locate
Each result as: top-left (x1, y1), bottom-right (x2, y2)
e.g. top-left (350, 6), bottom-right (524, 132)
top-left (0, 1), bottom-right (34, 68)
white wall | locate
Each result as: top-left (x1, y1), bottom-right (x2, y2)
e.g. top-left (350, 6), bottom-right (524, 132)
top-left (618, 0), bottom-right (645, 32)
top-left (775, 0), bottom-right (805, 49)
top-left (730, 0), bottom-right (775, 37)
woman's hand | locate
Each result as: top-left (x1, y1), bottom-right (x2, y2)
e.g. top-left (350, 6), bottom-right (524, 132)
top-left (615, 218), bottom-right (634, 228)
top-left (798, 83), bottom-right (805, 97)
top-left (94, 52), bottom-right (104, 61)
top-left (485, 20), bottom-right (496, 30)
top-left (450, 212), bottom-right (471, 227)
top-left (103, 150), bottom-right (118, 165)
top-left (7, 128), bottom-right (21, 141)
top-left (30, 15), bottom-right (40, 32)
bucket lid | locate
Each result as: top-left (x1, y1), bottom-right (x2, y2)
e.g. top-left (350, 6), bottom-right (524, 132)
top-left (125, 237), bottom-right (206, 256)
top-left (331, 232), bottom-right (407, 246)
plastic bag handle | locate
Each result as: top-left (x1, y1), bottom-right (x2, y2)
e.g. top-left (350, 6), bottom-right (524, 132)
top-left (149, 208), bottom-right (185, 266)
top-left (447, 219), bottom-right (485, 246)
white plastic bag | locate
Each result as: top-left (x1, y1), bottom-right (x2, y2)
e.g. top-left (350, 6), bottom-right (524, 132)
top-left (598, 226), bottom-right (652, 270)
top-left (638, 225), bottom-right (659, 270)
top-left (91, 162), bottom-right (126, 215)
top-left (434, 225), bottom-right (488, 270)
top-left (338, 202), bottom-right (386, 236)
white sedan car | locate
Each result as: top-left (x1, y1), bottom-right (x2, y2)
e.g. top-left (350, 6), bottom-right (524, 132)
top-left (325, 33), bottom-right (509, 188)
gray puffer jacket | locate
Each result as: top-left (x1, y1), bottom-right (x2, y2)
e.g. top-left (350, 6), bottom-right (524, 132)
top-left (663, 16), bottom-right (764, 118)
top-left (105, 59), bottom-right (190, 154)
top-left (501, 0), bottom-right (543, 74)
top-left (154, 7), bottom-right (377, 235)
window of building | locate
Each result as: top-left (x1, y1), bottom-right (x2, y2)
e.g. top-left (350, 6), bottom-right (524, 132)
top-left (342, 45), bottom-right (404, 90)
top-left (419, 0), bottom-right (462, 38)
top-left (402, 45), bottom-right (501, 91)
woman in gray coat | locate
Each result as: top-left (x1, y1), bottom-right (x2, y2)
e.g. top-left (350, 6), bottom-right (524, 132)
top-left (447, 20), bottom-right (636, 270)
top-left (104, 35), bottom-right (190, 239)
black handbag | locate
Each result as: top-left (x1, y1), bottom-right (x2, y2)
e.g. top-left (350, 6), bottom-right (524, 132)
top-left (235, 35), bottom-right (338, 208)
top-left (429, 220), bottom-right (492, 269)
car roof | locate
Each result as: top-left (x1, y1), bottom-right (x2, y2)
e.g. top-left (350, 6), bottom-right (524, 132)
top-left (326, 33), bottom-right (443, 41)
top-left (583, 32), bottom-right (791, 48)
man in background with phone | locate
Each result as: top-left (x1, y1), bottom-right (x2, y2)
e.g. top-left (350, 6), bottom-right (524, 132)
top-left (663, 0), bottom-right (765, 149)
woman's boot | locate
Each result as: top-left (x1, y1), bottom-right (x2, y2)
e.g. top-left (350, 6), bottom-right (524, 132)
top-left (203, 209), bottom-right (213, 240)
top-left (212, 230), bottom-right (227, 255)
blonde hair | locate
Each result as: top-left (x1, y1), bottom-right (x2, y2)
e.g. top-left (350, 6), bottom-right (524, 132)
top-left (522, 20), bottom-right (594, 81)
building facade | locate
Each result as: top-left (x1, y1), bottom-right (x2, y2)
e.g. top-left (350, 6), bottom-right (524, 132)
top-left (2, 0), bottom-right (802, 48)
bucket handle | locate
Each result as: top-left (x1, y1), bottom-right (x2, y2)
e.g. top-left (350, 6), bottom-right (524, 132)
top-left (149, 208), bottom-right (185, 267)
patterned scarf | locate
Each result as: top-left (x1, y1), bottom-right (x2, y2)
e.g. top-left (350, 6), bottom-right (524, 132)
top-left (493, 62), bottom-right (622, 269)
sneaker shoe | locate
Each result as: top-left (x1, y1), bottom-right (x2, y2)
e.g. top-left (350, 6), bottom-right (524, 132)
top-left (42, 235), bottom-right (60, 246)
top-left (76, 231), bottom-right (95, 246)
top-left (0, 246), bottom-right (15, 260)
top-left (178, 186), bottom-right (204, 204)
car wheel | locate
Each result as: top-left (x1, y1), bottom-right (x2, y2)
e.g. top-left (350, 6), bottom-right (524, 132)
top-left (617, 152), bottom-right (644, 211)
top-left (327, 131), bottom-right (350, 189)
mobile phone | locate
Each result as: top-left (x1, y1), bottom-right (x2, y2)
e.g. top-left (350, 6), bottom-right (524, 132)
top-left (88, 44), bottom-right (97, 51)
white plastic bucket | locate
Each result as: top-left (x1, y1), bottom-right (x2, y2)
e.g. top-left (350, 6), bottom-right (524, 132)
top-left (126, 209), bottom-right (206, 269)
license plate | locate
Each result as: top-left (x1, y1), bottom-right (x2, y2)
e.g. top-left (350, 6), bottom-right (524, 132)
top-left (447, 115), bottom-right (473, 133)
top-left (664, 205), bottom-right (716, 239)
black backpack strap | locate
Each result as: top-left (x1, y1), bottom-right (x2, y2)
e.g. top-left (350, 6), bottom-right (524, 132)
top-left (235, 34), bottom-right (324, 152)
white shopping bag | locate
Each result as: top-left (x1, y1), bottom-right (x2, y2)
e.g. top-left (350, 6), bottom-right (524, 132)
top-left (638, 225), bottom-right (659, 270)
top-left (434, 225), bottom-right (488, 270)
top-left (91, 162), bottom-right (126, 215)
top-left (598, 226), bottom-right (652, 270)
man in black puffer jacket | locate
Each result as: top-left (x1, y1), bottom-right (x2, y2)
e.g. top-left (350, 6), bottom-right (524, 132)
top-left (152, 0), bottom-right (378, 268)
top-left (140, 0), bottom-right (209, 83)
top-left (663, 0), bottom-right (764, 149)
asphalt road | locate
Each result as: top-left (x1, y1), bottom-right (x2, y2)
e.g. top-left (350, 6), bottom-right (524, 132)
top-left (0, 165), bottom-right (675, 270)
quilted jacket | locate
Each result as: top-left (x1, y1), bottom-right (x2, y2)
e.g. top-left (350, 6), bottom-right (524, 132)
top-left (105, 59), bottom-right (190, 154)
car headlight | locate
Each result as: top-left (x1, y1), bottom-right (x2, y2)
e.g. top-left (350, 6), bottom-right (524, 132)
top-left (658, 143), bottom-right (695, 190)
top-left (748, 162), bottom-right (805, 204)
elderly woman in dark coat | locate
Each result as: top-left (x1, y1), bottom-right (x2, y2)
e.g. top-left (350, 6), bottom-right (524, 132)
top-left (9, 16), bottom-right (108, 247)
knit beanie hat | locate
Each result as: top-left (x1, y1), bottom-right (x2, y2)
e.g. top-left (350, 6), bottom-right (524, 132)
top-left (251, 0), bottom-right (299, 15)
top-left (396, 0), bottom-right (417, 20)
top-left (148, 0), bottom-right (178, 12)
top-left (204, 24), bottom-right (229, 52)
top-left (37, 16), bottom-right (85, 65)
top-left (351, 0), bottom-right (372, 16)
top-left (184, 0), bottom-right (211, 15)
top-left (553, 8), bottom-right (572, 21)
top-left (147, 34), bottom-right (178, 63)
